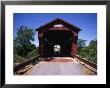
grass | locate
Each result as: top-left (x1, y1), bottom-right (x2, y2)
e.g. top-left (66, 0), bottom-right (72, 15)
top-left (14, 55), bottom-right (27, 64)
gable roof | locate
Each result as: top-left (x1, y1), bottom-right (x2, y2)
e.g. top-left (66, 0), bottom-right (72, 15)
top-left (36, 18), bottom-right (81, 32)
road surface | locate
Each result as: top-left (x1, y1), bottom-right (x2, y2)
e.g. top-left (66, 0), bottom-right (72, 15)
top-left (24, 57), bottom-right (87, 75)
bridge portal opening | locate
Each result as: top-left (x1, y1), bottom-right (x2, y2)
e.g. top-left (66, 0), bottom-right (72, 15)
top-left (36, 18), bottom-right (81, 57)
top-left (54, 45), bottom-right (61, 56)
top-left (54, 45), bottom-right (61, 52)
top-left (44, 30), bottom-right (73, 57)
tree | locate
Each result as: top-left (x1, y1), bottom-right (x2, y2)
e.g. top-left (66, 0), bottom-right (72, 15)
top-left (14, 26), bottom-right (35, 57)
top-left (77, 39), bottom-right (86, 55)
top-left (30, 44), bottom-right (36, 51)
top-left (77, 39), bottom-right (97, 64)
top-left (27, 46), bottom-right (39, 59)
top-left (87, 39), bottom-right (97, 63)
top-left (78, 39), bottom-right (86, 48)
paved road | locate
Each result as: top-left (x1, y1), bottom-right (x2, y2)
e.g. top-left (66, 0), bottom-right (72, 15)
top-left (25, 57), bottom-right (86, 75)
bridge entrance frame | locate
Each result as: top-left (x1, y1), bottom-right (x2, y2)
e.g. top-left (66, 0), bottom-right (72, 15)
top-left (36, 18), bottom-right (81, 57)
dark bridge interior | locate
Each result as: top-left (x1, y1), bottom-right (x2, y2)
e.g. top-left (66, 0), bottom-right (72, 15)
top-left (44, 30), bottom-right (73, 57)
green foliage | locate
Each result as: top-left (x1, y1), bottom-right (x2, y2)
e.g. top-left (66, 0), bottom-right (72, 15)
top-left (27, 47), bottom-right (39, 59)
top-left (87, 39), bottom-right (97, 63)
top-left (77, 39), bottom-right (86, 55)
top-left (14, 26), bottom-right (39, 64)
top-left (78, 39), bottom-right (86, 48)
top-left (78, 39), bottom-right (97, 64)
top-left (14, 26), bottom-right (35, 57)
top-left (30, 44), bottom-right (36, 51)
top-left (14, 54), bottom-right (27, 63)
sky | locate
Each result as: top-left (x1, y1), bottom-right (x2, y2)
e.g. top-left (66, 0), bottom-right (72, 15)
top-left (14, 13), bottom-right (97, 47)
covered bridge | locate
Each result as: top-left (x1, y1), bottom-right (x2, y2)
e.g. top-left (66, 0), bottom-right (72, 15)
top-left (36, 18), bottom-right (81, 57)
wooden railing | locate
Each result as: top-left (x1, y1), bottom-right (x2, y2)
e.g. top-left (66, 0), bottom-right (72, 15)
top-left (72, 55), bottom-right (97, 74)
top-left (14, 55), bottom-right (97, 74)
top-left (14, 56), bottom-right (41, 74)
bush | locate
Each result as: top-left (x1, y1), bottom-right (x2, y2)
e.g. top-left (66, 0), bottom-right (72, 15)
top-left (78, 39), bottom-right (97, 64)
top-left (27, 48), bottom-right (39, 59)
top-left (14, 54), bottom-right (27, 63)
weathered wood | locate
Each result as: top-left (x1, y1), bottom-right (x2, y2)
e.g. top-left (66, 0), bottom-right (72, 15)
top-left (14, 56), bottom-right (41, 74)
top-left (73, 55), bottom-right (97, 70)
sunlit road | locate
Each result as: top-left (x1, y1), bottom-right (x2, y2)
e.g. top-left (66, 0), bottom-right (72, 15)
top-left (25, 57), bottom-right (86, 75)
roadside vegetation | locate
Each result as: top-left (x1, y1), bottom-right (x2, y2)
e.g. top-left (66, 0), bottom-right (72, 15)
top-left (78, 39), bottom-right (97, 64)
top-left (14, 26), bottom-right (39, 65)
top-left (14, 26), bottom-right (97, 65)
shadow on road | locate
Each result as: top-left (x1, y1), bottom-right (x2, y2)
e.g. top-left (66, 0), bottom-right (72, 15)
top-left (14, 56), bottom-right (55, 75)
top-left (14, 56), bottom-right (40, 75)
